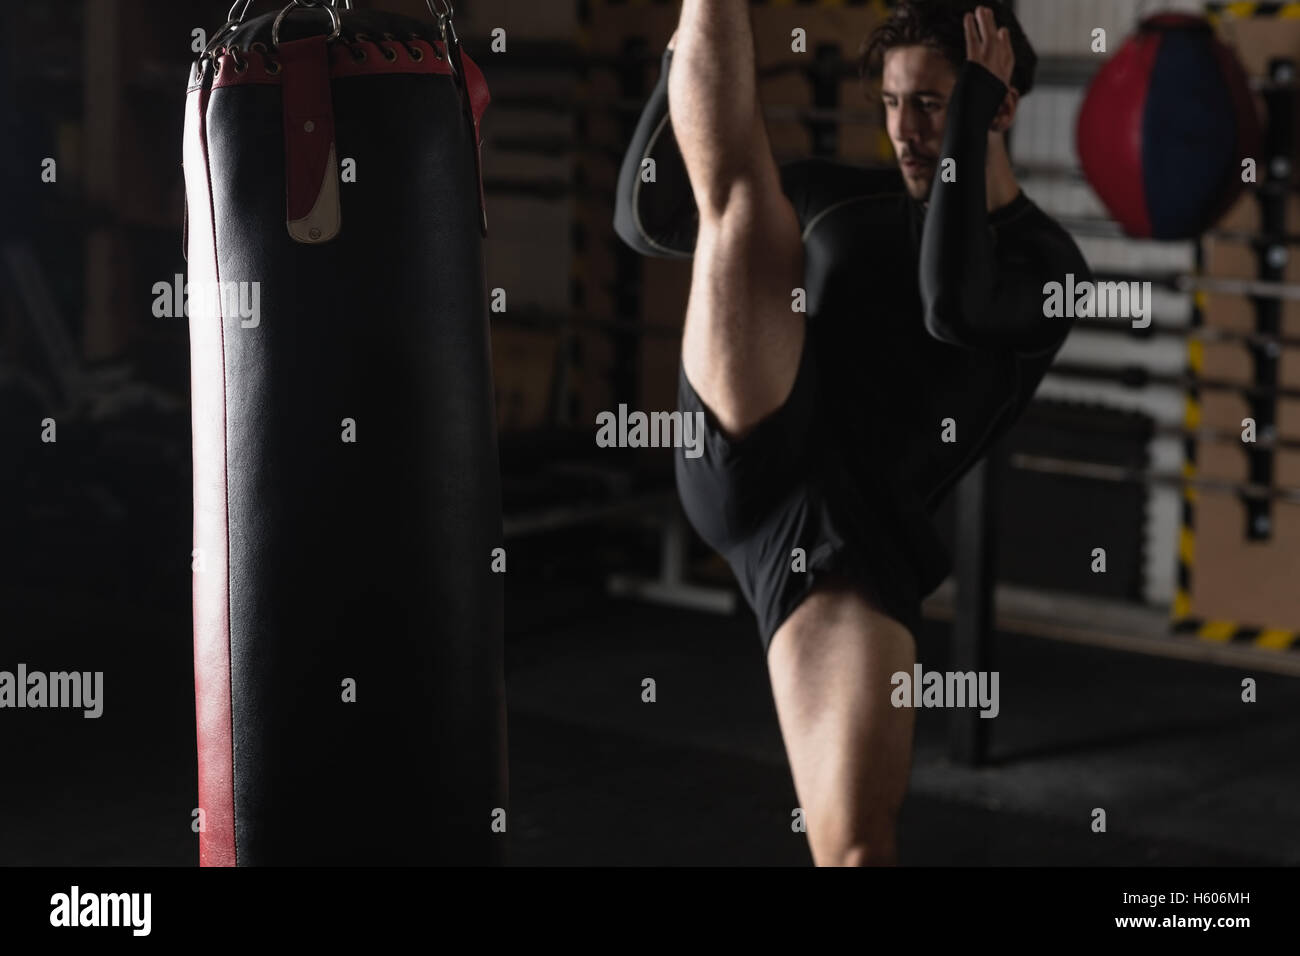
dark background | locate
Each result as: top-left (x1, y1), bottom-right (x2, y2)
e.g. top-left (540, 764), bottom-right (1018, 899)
top-left (1, 0), bottom-right (1297, 866)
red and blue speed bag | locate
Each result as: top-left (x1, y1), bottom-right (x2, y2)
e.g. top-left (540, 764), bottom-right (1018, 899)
top-left (1076, 13), bottom-right (1260, 240)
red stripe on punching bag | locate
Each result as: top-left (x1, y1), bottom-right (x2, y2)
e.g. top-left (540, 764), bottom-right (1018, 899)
top-left (460, 48), bottom-right (490, 234)
top-left (279, 36), bottom-right (341, 243)
top-left (461, 49), bottom-right (490, 138)
top-left (183, 73), bottom-right (237, 867)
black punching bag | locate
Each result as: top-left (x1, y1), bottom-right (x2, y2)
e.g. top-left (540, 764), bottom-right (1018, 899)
top-left (183, 0), bottom-right (506, 865)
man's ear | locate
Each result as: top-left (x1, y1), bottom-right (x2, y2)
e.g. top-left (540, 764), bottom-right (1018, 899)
top-left (990, 87), bottom-right (1019, 134)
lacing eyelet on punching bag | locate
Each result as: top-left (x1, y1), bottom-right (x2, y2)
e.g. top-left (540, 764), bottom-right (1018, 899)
top-left (406, 44), bottom-right (424, 61)
top-left (229, 48), bottom-right (248, 74)
top-left (265, 58), bottom-right (282, 75)
top-left (251, 41), bottom-right (268, 54)
top-left (411, 33), bottom-right (442, 60)
top-left (377, 33), bottom-right (399, 62)
top-left (350, 30), bottom-right (371, 62)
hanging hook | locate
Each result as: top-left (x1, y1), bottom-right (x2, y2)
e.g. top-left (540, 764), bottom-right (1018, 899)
top-left (426, 0), bottom-right (455, 41)
top-left (272, 0), bottom-right (343, 47)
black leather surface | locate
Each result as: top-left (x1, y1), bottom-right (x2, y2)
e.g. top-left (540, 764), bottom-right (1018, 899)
top-left (193, 9), bottom-right (506, 865)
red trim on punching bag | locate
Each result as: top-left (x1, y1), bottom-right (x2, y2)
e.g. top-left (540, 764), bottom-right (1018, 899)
top-left (460, 50), bottom-right (489, 143)
top-left (279, 36), bottom-right (341, 243)
top-left (210, 40), bottom-right (477, 90)
top-left (208, 39), bottom-right (491, 134)
top-left (1077, 24), bottom-right (1164, 239)
top-left (183, 73), bottom-right (237, 868)
top-left (210, 40), bottom-right (490, 235)
top-left (459, 48), bottom-right (490, 235)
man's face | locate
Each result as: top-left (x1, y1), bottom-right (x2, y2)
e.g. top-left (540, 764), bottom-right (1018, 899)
top-left (880, 45), bottom-right (960, 200)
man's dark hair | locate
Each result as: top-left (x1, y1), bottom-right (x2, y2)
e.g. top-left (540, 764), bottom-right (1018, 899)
top-left (860, 0), bottom-right (1038, 96)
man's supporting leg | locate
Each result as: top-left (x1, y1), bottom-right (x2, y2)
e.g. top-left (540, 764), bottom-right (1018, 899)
top-left (767, 575), bottom-right (918, 866)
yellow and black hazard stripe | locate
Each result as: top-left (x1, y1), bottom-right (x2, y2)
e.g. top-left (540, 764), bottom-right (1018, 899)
top-left (1172, 290), bottom-right (1203, 631)
top-left (1207, 1), bottom-right (1300, 23)
top-left (1173, 292), bottom-right (1300, 652)
top-left (1195, 5), bottom-right (1300, 652)
top-left (1172, 617), bottom-right (1300, 651)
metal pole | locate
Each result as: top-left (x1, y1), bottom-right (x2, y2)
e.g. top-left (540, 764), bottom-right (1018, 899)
top-left (949, 447), bottom-right (999, 766)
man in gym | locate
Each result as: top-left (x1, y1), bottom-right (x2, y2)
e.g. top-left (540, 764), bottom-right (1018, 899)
top-left (614, 1), bottom-right (1089, 865)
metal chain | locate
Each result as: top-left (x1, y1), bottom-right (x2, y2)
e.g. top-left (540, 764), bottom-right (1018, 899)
top-left (272, 0), bottom-right (342, 47)
top-left (202, 0), bottom-right (349, 62)
top-left (426, 0), bottom-right (454, 41)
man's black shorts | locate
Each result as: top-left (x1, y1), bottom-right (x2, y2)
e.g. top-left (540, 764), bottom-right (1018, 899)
top-left (674, 341), bottom-right (949, 654)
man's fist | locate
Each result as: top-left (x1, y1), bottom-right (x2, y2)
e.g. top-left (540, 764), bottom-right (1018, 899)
top-left (965, 5), bottom-right (1014, 88)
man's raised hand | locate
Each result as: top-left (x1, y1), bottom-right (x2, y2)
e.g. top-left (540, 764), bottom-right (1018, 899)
top-left (965, 5), bottom-right (1014, 88)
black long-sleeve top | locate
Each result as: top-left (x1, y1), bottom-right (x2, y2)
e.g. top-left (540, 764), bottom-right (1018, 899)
top-left (614, 48), bottom-right (1090, 518)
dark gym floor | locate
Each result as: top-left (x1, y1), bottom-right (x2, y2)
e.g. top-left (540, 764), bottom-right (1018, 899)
top-left (504, 587), bottom-right (1300, 866)
top-left (3, 546), bottom-right (1298, 867)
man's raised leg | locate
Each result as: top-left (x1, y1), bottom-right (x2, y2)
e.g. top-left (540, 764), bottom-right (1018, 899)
top-left (669, 0), bottom-right (805, 438)
top-left (668, 1), bottom-right (915, 868)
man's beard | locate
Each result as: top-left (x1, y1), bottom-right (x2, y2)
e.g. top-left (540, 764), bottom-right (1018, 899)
top-left (899, 151), bottom-right (936, 200)
top-left (902, 170), bottom-right (933, 201)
